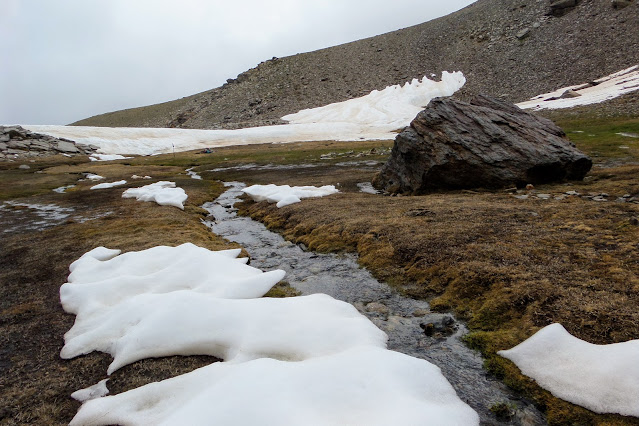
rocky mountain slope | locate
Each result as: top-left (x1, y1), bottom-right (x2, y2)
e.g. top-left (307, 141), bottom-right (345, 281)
top-left (72, 0), bottom-right (639, 130)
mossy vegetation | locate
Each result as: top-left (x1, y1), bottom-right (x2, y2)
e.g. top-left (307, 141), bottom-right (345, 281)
top-left (229, 118), bottom-right (639, 425)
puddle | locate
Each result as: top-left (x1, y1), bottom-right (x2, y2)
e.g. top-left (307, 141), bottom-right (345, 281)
top-left (0, 201), bottom-right (112, 234)
top-left (203, 182), bottom-right (545, 425)
top-left (357, 182), bottom-right (382, 194)
top-left (186, 167), bottom-right (202, 180)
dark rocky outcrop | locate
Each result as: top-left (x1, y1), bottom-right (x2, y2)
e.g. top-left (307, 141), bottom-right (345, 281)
top-left (373, 95), bottom-right (592, 193)
top-left (0, 126), bottom-right (96, 161)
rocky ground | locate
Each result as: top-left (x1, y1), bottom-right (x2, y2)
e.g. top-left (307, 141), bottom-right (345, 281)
top-left (71, 0), bottom-right (638, 130)
top-left (0, 126), bottom-right (96, 161)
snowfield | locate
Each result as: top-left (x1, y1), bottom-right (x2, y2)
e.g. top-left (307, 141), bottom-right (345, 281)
top-left (499, 323), bottom-right (639, 417)
top-left (23, 72), bottom-right (466, 156)
top-left (122, 181), bottom-right (188, 209)
top-left (62, 243), bottom-right (479, 424)
top-left (517, 65), bottom-right (639, 110)
top-left (242, 184), bottom-right (339, 207)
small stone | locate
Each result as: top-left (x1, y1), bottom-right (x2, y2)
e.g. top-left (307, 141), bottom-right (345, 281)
top-left (18, 164), bottom-right (30, 169)
top-left (516, 28), bottom-right (531, 40)
top-left (630, 217), bottom-right (639, 226)
top-left (536, 194), bottom-right (551, 200)
top-left (554, 195), bottom-right (567, 200)
top-left (526, 184), bottom-right (535, 190)
top-left (513, 194), bottom-right (529, 200)
top-left (412, 309), bottom-right (429, 317)
top-left (565, 190), bottom-right (580, 196)
top-left (366, 302), bottom-right (390, 314)
top-left (592, 196), bottom-right (607, 202)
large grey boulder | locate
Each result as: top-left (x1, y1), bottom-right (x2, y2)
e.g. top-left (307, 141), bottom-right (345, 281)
top-left (373, 95), bottom-right (592, 194)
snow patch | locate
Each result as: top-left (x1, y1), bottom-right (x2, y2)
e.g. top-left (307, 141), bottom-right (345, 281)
top-left (90, 180), bottom-right (127, 190)
top-left (61, 292), bottom-right (388, 374)
top-left (71, 379), bottom-right (109, 402)
top-left (242, 184), bottom-right (339, 207)
top-left (60, 243), bottom-right (284, 317)
top-left (186, 167), bottom-right (202, 180)
top-left (122, 181), bottom-right (188, 209)
top-left (498, 323), bottom-right (639, 417)
top-left (89, 154), bottom-right (132, 161)
top-left (70, 347), bottom-right (479, 426)
top-left (85, 173), bottom-right (105, 181)
top-left (517, 65), bottom-right (639, 110)
top-left (53, 185), bottom-right (75, 193)
top-left (23, 72), bottom-right (465, 156)
top-left (283, 71), bottom-right (465, 129)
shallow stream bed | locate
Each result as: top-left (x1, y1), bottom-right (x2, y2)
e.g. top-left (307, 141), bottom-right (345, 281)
top-left (204, 182), bottom-right (545, 425)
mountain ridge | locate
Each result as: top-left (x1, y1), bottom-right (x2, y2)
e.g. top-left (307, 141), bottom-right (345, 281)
top-left (72, 0), bottom-right (639, 129)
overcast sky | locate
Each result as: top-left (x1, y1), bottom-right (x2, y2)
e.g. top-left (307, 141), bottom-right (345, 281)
top-left (0, 0), bottom-right (475, 125)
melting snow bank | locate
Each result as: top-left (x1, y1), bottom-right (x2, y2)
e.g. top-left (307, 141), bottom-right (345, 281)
top-left (71, 379), bottom-right (109, 402)
top-left (122, 181), bottom-right (187, 209)
top-left (70, 347), bottom-right (478, 426)
top-left (90, 180), bottom-right (127, 190)
top-left (89, 153), bottom-right (132, 161)
top-left (242, 184), bottom-right (339, 207)
top-left (499, 323), bottom-right (639, 417)
top-left (60, 244), bottom-right (284, 317)
top-left (62, 292), bottom-right (388, 374)
top-left (517, 65), bottom-right (639, 110)
top-left (62, 242), bottom-right (479, 424)
top-left (23, 72), bottom-right (465, 156)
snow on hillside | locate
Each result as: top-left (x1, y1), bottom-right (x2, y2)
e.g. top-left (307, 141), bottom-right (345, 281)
top-left (499, 323), bottom-right (639, 417)
top-left (23, 72), bottom-right (465, 156)
top-left (517, 65), bottom-right (639, 110)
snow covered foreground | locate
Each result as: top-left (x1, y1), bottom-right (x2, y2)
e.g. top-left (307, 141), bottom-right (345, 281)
top-left (517, 65), bottom-right (639, 111)
top-left (242, 184), bottom-right (339, 207)
top-left (499, 323), bottom-right (639, 417)
top-left (24, 72), bottom-right (465, 156)
top-left (62, 243), bottom-right (479, 425)
top-left (122, 181), bottom-right (187, 209)
top-left (70, 347), bottom-right (478, 426)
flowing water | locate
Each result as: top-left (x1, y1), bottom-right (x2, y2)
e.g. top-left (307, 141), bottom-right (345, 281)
top-left (204, 182), bottom-right (545, 425)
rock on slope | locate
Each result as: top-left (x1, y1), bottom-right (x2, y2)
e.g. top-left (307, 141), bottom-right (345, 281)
top-left (373, 95), bottom-right (592, 193)
top-left (72, 0), bottom-right (639, 130)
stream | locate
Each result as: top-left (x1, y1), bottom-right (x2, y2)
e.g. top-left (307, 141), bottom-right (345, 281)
top-left (204, 182), bottom-right (545, 425)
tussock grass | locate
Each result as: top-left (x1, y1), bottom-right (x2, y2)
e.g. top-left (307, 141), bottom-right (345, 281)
top-left (229, 123), bottom-right (639, 425)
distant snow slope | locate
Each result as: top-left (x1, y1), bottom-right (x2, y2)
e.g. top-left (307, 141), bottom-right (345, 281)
top-left (22, 72), bottom-right (465, 156)
top-left (499, 323), bottom-right (639, 417)
top-left (517, 66), bottom-right (639, 110)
